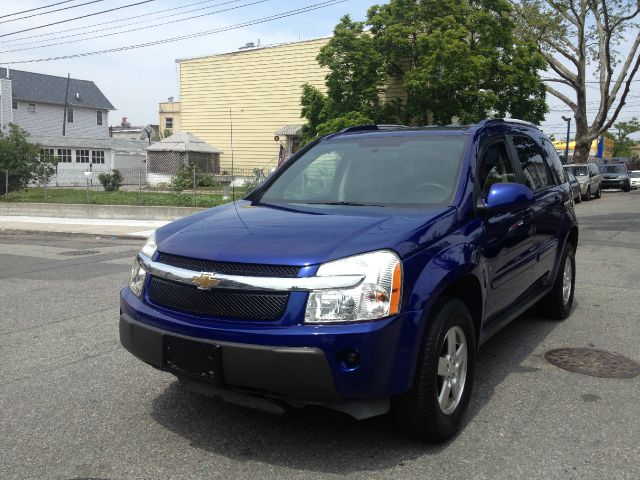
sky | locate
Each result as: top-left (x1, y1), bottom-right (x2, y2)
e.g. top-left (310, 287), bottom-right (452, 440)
top-left (0, 0), bottom-right (638, 140)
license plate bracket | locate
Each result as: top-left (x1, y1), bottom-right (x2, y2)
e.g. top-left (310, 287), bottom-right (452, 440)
top-left (164, 335), bottom-right (223, 385)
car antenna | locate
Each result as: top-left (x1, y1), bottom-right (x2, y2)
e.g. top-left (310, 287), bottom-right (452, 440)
top-left (229, 107), bottom-right (250, 231)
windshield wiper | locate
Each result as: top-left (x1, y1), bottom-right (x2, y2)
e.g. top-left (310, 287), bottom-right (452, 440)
top-left (305, 201), bottom-right (387, 207)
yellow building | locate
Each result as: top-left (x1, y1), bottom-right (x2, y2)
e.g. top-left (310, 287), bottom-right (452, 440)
top-left (159, 100), bottom-right (181, 138)
top-left (177, 37), bottom-right (330, 172)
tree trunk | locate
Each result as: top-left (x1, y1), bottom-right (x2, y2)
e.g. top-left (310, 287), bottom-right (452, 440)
top-left (572, 138), bottom-right (593, 163)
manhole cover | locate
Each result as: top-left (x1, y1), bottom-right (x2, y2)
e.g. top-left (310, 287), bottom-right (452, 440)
top-left (545, 348), bottom-right (640, 378)
top-left (59, 250), bottom-right (100, 256)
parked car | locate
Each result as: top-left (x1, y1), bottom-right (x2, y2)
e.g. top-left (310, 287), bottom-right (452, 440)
top-left (120, 119), bottom-right (578, 443)
top-left (563, 163), bottom-right (602, 200)
top-left (629, 170), bottom-right (640, 190)
top-left (566, 170), bottom-right (581, 203)
top-left (600, 163), bottom-right (631, 191)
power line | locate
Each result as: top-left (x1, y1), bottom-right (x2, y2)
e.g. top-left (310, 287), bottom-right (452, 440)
top-left (4, 0), bottom-right (346, 64)
top-left (0, 0), bottom-right (232, 46)
top-left (0, 0), bottom-right (158, 38)
top-left (0, 0), bottom-right (258, 53)
top-left (0, 0), bottom-right (104, 25)
top-left (0, 0), bottom-right (80, 19)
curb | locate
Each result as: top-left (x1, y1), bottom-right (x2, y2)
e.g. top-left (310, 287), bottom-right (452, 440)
top-left (0, 228), bottom-right (149, 241)
top-left (0, 202), bottom-right (204, 221)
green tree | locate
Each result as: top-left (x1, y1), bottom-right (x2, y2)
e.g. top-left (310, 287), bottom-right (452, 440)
top-left (0, 124), bottom-right (40, 193)
top-left (301, 1), bottom-right (547, 141)
top-left (510, 1), bottom-right (640, 163)
top-left (604, 118), bottom-right (640, 158)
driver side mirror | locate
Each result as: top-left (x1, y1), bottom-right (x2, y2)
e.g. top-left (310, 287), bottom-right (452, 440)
top-left (476, 183), bottom-right (534, 215)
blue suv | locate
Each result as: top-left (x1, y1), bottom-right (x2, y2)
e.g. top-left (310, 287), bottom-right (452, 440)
top-left (120, 119), bottom-right (578, 442)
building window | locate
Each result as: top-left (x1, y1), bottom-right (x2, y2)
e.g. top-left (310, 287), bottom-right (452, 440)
top-left (28, 103), bottom-right (37, 113)
top-left (39, 148), bottom-right (55, 159)
top-left (76, 149), bottom-right (90, 163)
top-left (97, 111), bottom-right (103, 126)
top-left (57, 149), bottom-right (72, 163)
top-left (12, 100), bottom-right (17, 110)
top-left (91, 150), bottom-right (105, 164)
top-left (165, 117), bottom-right (173, 129)
top-left (67, 108), bottom-right (74, 123)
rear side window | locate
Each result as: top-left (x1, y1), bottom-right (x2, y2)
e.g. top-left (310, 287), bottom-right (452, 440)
top-left (511, 135), bottom-right (554, 191)
top-left (540, 138), bottom-right (563, 184)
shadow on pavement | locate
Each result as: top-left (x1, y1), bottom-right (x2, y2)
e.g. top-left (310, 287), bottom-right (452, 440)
top-left (150, 310), bottom-right (560, 474)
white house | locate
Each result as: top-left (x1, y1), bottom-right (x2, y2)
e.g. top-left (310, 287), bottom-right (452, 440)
top-left (0, 68), bottom-right (147, 184)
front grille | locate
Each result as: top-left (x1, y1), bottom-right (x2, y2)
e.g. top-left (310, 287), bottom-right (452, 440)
top-left (157, 252), bottom-right (301, 278)
top-left (148, 276), bottom-right (289, 321)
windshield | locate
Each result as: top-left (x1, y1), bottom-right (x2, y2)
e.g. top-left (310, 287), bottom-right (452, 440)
top-left (601, 164), bottom-right (626, 174)
top-left (565, 165), bottom-right (588, 176)
top-left (630, 171), bottom-right (640, 178)
top-left (259, 135), bottom-right (467, 206)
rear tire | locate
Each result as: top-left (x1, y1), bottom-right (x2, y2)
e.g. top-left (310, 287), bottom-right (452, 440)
top-left (538, 243), bottom-right (575, 320)
top-left (392, 297), bottom-right (476, 443)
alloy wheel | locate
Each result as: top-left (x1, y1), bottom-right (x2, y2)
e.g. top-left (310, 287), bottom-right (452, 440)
top-left (437, 326), bottom-right (468, 415)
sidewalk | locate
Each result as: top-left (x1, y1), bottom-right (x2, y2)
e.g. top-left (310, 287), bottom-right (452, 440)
top-left (0, 215), bottom-right (169, 239)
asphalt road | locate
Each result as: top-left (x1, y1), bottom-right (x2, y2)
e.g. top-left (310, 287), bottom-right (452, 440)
top-left (1, 191), bottom-right (639, 480)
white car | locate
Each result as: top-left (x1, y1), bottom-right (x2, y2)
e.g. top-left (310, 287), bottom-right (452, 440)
top-left (630, 170), bottom-right (640, 190)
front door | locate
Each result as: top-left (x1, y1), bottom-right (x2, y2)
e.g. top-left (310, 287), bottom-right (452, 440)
top-left (478, 138), bottom-right (537, 321)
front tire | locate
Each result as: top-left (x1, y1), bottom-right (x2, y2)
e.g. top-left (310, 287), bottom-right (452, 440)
top-left (594, 185), bottom-right (601, 198)
top-left (583, 186), bottom-right (591, 201)
top-left (539, 243), bottom-right (575, 320)
top-left (392, 297), bottom-right (476, 442)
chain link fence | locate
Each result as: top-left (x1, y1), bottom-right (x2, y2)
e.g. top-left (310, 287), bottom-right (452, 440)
top-left (1, 167), bottom-right (270, 208)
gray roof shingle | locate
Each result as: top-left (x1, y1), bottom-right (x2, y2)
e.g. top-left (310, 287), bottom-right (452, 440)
top-left (0, 68), bottom-right (114, 110)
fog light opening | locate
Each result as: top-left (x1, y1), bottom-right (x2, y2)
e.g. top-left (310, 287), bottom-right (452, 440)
top-left (340, 349), bottom-right (361, 369)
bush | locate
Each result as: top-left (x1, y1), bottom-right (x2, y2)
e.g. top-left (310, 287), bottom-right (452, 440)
top-left (98, 170), bottom-right (124, 191)
top-left (171, 165), bottom-right (195, 191)
top-left (171, 165), bottom-right (219, 191)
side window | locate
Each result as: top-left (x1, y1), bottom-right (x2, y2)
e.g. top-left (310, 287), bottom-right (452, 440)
top-left (540, 138), bottom-right (563, 184)
top-left (511, 135), bottom-right (553, 191)
top-left (477, 141), bottom-right (515, 197)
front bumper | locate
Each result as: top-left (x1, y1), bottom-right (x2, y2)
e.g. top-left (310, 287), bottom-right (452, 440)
top-left (120, 287), bottom-right (423, 401)
top-left (120, 312), bottom-right (341, 402)
top-left (601, 179), bottom-right (629, 189)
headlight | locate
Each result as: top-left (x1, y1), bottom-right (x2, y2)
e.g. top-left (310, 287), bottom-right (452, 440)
top-left (618, 175), bottom-right (627, 179)
top-left (129, 257), bottom-right (146, 297)
top-left (129, 233), bottom-right (156, 296)
top-left (304, 250), bottom-right (402, 323)
top-left (140, 232), bottom-right (157, 258)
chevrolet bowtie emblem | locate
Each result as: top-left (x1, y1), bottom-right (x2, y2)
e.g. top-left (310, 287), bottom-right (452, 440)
top-left (191, 273), bottom-right (221, 290)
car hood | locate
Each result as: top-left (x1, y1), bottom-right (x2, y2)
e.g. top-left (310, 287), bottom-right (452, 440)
top-left (154, 200), bottom-right (457, 266)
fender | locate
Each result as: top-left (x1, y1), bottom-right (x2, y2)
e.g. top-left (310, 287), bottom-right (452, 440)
top-left (395, 242), bottom-right (484, 389)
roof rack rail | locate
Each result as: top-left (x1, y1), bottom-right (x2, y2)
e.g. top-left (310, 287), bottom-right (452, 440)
top-left (339, 124), bottom-right (409, 133)
top-left (482, 118), bottom-right (541, 129)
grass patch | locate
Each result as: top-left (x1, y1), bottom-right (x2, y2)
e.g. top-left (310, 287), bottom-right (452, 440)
top-left (1, 188), bottom-right (234, 208)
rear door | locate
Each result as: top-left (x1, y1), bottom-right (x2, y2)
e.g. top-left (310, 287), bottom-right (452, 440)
top-left (507, 134), bottom-right (564, 286)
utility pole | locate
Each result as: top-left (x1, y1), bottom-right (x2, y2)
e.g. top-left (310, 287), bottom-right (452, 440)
top-left (562, 116), bottom-right (572, 164)
top-left (62, 73), bottom-right (70, 136)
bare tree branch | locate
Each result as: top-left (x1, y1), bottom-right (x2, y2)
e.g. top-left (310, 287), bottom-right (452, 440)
top-left (543, 0), bottom-right (580, 26)
top-left (545, 84), bottom-right (578, 111)
top-left (542, 51), bottom-right (579, 85)
top-left (545, 38), bottom-right (580, 67)
top-left (542, 77), bottom-right (574, 87)
top-left (599, 52), bottom-right (640, 135)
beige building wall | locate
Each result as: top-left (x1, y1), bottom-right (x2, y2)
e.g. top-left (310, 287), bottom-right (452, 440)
top-left (159, 101), bottom-right (181, 137)
top-left (178, 37), bottom-right (330, 171)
